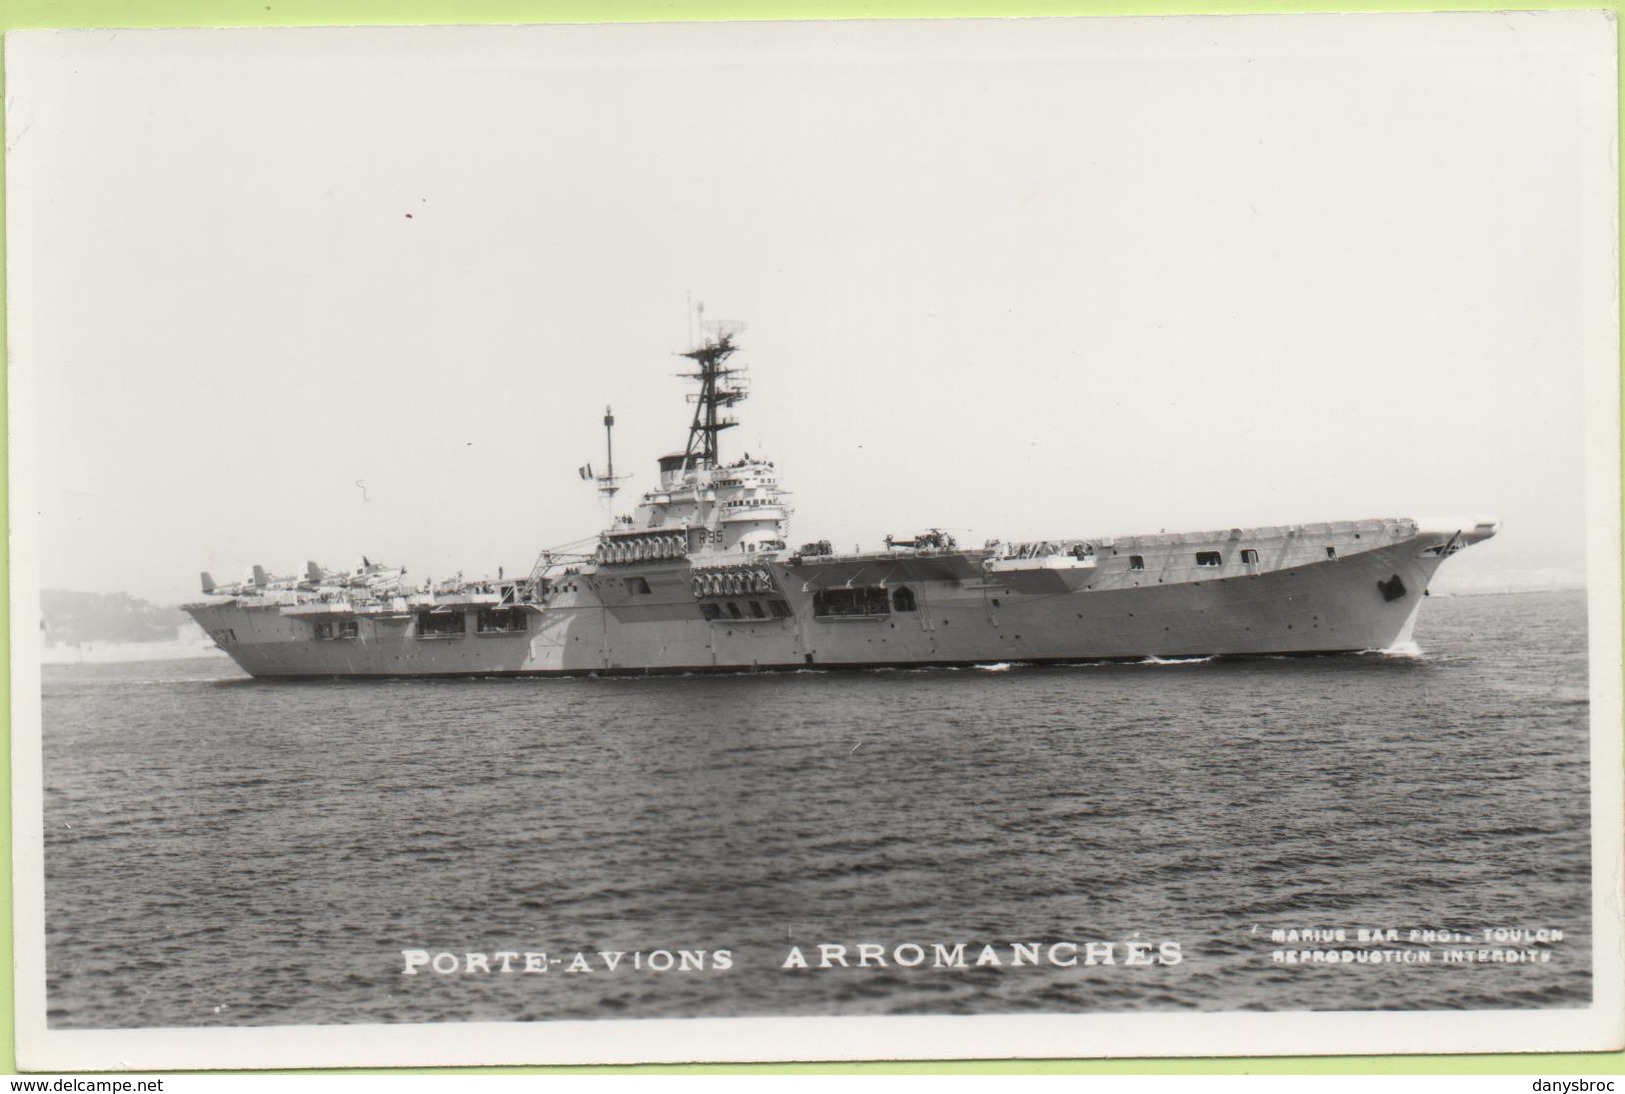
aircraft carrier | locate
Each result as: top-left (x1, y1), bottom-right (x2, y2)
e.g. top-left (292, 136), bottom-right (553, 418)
top-left (184, 323), bottom-right (1498, 678)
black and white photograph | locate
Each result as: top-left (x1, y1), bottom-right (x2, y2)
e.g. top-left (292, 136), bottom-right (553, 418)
top-left (6, 11), bottom-right (1622, 1070)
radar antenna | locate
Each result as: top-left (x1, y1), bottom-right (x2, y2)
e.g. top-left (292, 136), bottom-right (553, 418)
top-left (679, 304), bottom-right (749, 470)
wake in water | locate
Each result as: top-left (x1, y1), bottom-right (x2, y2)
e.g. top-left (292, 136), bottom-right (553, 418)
top-left (1137, 655), bottom-right (1214, 666)
top-left (1370, 640), bottom-right (1425, 660)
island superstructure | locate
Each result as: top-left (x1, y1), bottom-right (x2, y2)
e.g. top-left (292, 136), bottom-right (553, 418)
top-left (185, 324), bottom-right (1499, 678)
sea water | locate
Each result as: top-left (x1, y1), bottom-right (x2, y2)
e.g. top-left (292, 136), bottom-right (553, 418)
top-left (38, 590), bottom-right (1592, 1028)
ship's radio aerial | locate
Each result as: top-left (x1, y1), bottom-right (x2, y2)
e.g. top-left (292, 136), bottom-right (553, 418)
top-left (582, 404), bottom-right (626, 500)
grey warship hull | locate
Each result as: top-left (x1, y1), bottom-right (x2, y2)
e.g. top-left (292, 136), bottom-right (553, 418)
top-left (184, 324), bottom-right (1497, 678)
top-left (185, 517), bottom-right (1495, 679)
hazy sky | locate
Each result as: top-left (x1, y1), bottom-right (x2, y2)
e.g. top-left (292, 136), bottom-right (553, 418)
top-left (8, 13), bottom-right (1616, 606)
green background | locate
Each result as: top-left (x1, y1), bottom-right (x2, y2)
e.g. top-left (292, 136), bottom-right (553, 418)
top-left (1, 0), bottom-right (1620, 1078)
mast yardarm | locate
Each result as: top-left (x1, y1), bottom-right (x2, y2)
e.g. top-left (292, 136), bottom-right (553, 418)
top-left (680, 331), bottom-right (748, 469)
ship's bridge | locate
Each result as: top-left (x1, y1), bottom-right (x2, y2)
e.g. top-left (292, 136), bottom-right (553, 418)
top-left (623, 454), bottom-right (790, 559)
top-left (599, 325), bottom-right (792, 563)
top-left (657, 452), bottom-right (695, 489)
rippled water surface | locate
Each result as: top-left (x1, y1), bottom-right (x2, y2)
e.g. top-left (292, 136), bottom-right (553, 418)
top-left (41, 590), bottom-right (1592, 1028)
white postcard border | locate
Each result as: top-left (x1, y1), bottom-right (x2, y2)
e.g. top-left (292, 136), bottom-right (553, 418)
top-left (7, 11), bottom-right (1623, 1072)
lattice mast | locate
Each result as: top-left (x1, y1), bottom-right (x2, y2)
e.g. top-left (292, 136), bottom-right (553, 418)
top-left (679, 314), bottom-right (749, 470)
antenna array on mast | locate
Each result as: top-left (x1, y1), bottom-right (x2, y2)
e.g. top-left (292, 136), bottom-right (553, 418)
top-left (680, 308), bottom-right (750, 469)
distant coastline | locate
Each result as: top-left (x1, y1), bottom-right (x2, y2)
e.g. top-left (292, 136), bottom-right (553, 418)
top-left (1427, 573), bottom-right (1587, 597)
top-left (1431, 585), bottom-right (1587, 599)
top-left (41, 632), bottom-right (225, 665)
top-left (40, 587), bottom-right (222, 664)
